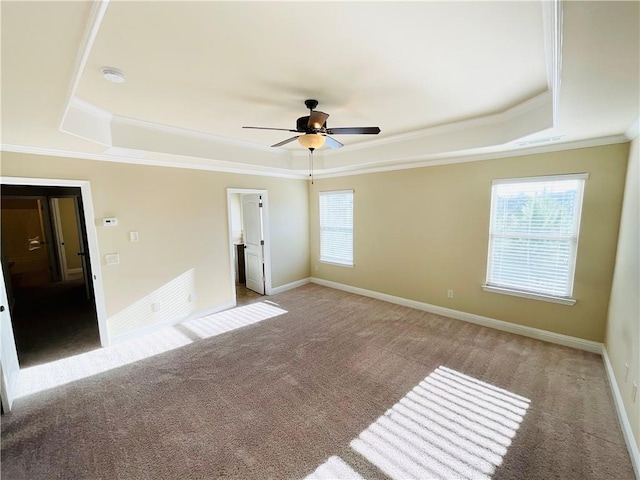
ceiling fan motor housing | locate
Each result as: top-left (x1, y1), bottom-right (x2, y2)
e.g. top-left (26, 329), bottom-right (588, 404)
top-left (297, 116), bottom-right (326, 133)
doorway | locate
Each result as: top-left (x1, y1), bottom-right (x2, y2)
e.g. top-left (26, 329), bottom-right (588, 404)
top-left (227, 189), bottom-right (272, 306)
top-left (1, 186), bottom-right (99, 368)
top-left (0, 177), bottom-right (109, 412)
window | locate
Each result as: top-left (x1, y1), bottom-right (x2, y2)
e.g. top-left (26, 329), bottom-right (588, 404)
top-left (484, 174), bottom-right (587, 305)
top-left (319, 190), bottom-right (354, 266)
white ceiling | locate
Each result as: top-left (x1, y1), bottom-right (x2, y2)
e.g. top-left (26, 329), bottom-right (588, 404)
top-left (1, 1), bottom-right (638, 177)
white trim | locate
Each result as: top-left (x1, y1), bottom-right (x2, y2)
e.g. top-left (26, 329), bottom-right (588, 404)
top-left (312, 134), bottom-right (630, 179)
top-left (2, 131), bottom-right (630, 181)
top-left (310, 277), bottom-right (602, 354)
top-left (226, 188), bottom-right (273, 298)
top-left (541, 0), bottom-right (563, 125)
top-left (108, 301), bottom-right (236, 345)
top-left (492, 172), bottom-right (589, 185)
top-left (319, 260), bottom-right (355, 268)
top-left (601, 347), bottom-right (640, 479)
top-left (269, 278), bottom-right (311, 295)
top-left (1, 144), bottom-right (306, 180)
top-left (1, 133), bottom-right (629, 181)
top-left (625, 118), bottom-right (640, 140)
top-left (70, 97), bottom-right (113, 122)
top-left (482, 285), bottom-right (576, 306)
top-left (0, 176), bottom-right (109, 347)
top-left (318, 189), bottom-right (355, 195)
top-left (58, 1), bottom-right (110, 130)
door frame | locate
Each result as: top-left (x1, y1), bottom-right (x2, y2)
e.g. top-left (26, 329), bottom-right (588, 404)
top-left (50, 196), bottom-right (85, 282)
top-left (1, 176), bottom-right (109, 347)
top-left (226, 188), bottom-right (272, 302)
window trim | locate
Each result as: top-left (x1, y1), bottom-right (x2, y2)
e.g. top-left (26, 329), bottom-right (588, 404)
top-left (484, 173), bottom-right (588, 305)
top-left (319, 189), bottom-right (354, 268)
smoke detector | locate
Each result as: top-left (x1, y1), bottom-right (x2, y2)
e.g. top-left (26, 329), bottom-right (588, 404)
top-left (102, 67), bottom-right (126, 84)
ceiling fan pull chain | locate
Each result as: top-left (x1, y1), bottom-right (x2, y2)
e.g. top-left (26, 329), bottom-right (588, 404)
top-left (308, 149), bottom-right (314, 184)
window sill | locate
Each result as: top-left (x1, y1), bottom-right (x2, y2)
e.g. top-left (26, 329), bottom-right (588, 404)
top-left (319, 259), bottom-right (354, 268)
top-left (482, 285), bottom-right (576, 306)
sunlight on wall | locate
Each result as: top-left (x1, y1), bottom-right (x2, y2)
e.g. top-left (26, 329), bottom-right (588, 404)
top-left (306, 366), bottom-right (530, 480)
top-left (305, 455), bottom-right (364, 480)
top-left (17, 327), bottom-right (192, 398)
top-left (181, 301), bottom-right (287, 339)
top-left (108, 269), bottom-right (196, 338)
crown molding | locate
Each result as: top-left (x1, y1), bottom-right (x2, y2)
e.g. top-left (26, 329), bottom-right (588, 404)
top-left (0, 144), bottom-right (307, 180)
top-left (1, 133), bottom-right (629, 181)
top-left (624, 117), bottom-right (639, 140)
top-left (312, 134), bottom-right (630, 179)
top-left (58, 1), bottom-right (110, 131)
top-left (542, 0), bottom-right (563, 125)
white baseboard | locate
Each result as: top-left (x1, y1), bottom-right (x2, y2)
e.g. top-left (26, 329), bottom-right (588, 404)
top-left (108, 301), bottom-right (236, 345)
top-left (269, 277), bottom-right (311, 295)
top-left (310, 277), bottom-right (603, 354)
top-left (602, 347), bottom-right (640, 479)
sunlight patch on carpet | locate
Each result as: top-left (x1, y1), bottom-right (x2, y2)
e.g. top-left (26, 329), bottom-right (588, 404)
top-left (181, 302), bottom-right (288, 339)
top-left (347, 366), bottom-right (531, 480)
top-left (17, 327), bottom-right (193, 398)
top-left (305, 456), bottom-right (364, 480)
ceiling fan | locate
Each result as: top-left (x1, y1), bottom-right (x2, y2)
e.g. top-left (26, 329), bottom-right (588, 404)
top-left (243, 99), bottom-right (381, 150)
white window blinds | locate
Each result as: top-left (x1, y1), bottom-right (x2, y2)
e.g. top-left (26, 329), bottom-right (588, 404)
top-left (486, 174), bottom-right (587, 299)
top-left (319, 190), bottom-right (354, 266)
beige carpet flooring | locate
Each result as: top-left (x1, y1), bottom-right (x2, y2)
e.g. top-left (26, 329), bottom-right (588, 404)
top-left (1, 284), bottom-right (634, 479)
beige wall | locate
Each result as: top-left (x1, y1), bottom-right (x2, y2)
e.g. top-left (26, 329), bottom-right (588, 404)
top-left (605, 136), bottom-right (639, 450)
top-left (310, 143), bottom-right (629, 342)
top-left (1, 152), bottom-right (310, 337)
top-left (57, 197), bottom-right (82, 270)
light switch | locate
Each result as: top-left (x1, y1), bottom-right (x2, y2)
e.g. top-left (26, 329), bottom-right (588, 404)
top-left (105, 253), bottom-right (120, 265)
top-left (129, 231), bottom-right (139, 242)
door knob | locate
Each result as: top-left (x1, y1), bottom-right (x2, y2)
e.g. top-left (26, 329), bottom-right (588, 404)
top-left (0, 306), bottom-right (5, 312)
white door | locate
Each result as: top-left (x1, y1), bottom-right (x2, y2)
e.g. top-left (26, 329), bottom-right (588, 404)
top-left (0, 263), bottom-right (20, 411)
top-left (242, 194), bottom-right (265, 295)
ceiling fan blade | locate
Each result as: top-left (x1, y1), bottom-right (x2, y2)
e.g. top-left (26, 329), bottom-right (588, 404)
top-left (308, 111), bottom-right (329, 129)
top-left (271, 136), bottom-right (300, 148)
top-left (243, 126), bottom-right (299, 132)
top-left (326, 127), bottom-right (381, 135)
top-left (323, 135), bottom-right (343, 149)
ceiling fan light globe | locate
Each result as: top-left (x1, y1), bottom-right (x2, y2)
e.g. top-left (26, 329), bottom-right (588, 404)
top-left (298, 134), bottom-right (325, 150)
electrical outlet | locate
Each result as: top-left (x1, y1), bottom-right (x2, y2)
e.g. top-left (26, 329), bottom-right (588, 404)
top-left (447, 290), bottom-right (454, 299)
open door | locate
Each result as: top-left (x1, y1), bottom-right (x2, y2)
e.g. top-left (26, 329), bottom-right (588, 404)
top-left (242, 194), bottom-right (265, 295)
top-left (0, 262), bottom-right (20, 412)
